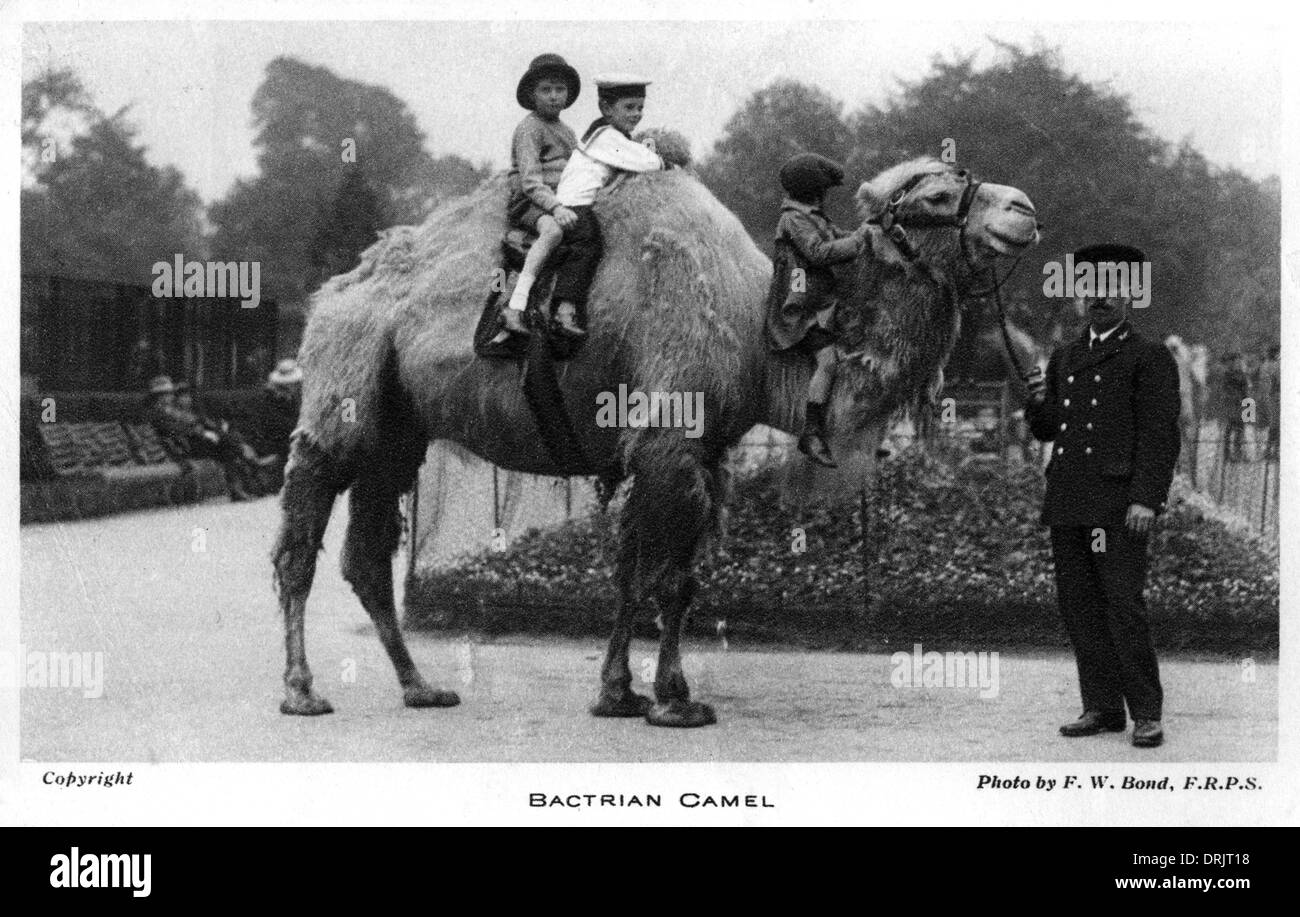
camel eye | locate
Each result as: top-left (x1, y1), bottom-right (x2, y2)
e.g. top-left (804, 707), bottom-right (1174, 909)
top-left (955, 168), bottom-right (969, 179)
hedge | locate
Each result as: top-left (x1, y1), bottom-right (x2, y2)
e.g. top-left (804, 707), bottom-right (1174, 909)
top-left (404, 450), bottom-right (1278, 654)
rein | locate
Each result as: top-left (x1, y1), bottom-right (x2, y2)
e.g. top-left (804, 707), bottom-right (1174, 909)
top-left (867, 167), bottom-right (1031, 381)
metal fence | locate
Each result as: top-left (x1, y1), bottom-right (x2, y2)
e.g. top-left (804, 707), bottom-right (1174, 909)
top-left (1181, 422), bottom-right (1279, 546)
top-left (404, 400), bottom-right (1279, 581)
top-left (731, 398), bottom-right (1280, 549)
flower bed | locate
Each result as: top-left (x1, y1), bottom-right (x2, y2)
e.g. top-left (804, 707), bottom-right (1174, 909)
top-left (404, 450), bottom-right (1278, 653)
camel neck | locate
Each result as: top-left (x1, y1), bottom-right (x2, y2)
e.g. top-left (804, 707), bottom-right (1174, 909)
top-left (759, 250), bottom-right (966, 438)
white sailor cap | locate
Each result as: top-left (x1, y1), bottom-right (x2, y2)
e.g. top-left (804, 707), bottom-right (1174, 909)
top-left (594, 73), bottom-right (652, 99)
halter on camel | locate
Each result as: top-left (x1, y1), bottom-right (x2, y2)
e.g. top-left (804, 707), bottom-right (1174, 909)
top-left (868, 167), bottom-right (1031, 381)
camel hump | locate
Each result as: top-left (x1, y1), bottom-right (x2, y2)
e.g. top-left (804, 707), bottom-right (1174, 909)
top-left (400, 167), bottom-right (769, 382)
top-left (587, 170), bottom-right (771, 413)
top-left (296, 169), bottom-right (772, 457)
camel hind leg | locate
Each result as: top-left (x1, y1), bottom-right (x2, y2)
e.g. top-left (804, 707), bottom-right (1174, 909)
top-left (273, 433), bottom-right (346, 715)
top-left (341, 462), bottom-right (459, 710)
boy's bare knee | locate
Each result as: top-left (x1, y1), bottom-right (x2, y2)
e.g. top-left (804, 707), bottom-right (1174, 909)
top-left (538, 217), bottom-right (563, 241)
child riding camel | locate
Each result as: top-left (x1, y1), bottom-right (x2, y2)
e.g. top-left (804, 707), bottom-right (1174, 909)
top-left (500, 53), bottom-right (582, 337)
top-left (503, 73), bottom-right (665, 340)
top-left (765, 152), bottom-right (873, 468)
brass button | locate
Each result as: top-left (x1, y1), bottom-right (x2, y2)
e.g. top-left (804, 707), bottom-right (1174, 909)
top-left (1085, 447), bottom-right (1092, 455)
top-left (1060, 423), bottom-right (1067, 431)
top-left (1087, 422), bottom-right (1093, 430)
top-left (1057, 446), bottom-right (1064, 455)
top-left (1091, 398), bottom-right (1098, 406)
top-left (1063, 398), bottom-right (1070, 407)
top-left (1067, 375), bottom-right (1074, 384)
top-left (1094, 374), bottom-right (1101, 382)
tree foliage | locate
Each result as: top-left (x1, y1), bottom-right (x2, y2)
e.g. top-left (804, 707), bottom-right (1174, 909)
top-left (698, 43), bottom-right (1280, 357)
top-left (209, 56), bottom-right (489, 306)
top-left (21, 69), bottom-right (205, 284)
top-left (697, 79), bottom-right (855, 243)
top-left (308, 167), bottom-right (387, 292)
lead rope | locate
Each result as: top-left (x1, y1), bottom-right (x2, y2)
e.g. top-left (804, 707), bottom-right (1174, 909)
top-left (986, 261), bottom-right (1030, 382)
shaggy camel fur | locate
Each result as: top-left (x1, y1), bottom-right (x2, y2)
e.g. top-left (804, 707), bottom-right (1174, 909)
top-left (272, 156), bottom-right (1039, 727)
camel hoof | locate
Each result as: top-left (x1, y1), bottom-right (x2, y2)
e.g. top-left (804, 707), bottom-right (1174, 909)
top-left (404, 684), bottom-right (461, 708)
top-left (645, 700), bottom-right (717, 728)
top-left (280, 691), bottom-right (334, 716)
top-left (590, 690), bottom-right (653, 718)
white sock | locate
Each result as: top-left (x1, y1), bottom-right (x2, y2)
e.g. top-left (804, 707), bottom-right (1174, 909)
top-left (507, 273), bottom-right (536, 312)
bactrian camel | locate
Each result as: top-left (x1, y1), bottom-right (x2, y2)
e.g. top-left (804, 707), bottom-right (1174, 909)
top-left (271, 156), bottom-right (1040, 727)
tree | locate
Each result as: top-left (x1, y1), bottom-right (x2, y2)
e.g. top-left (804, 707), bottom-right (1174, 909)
top-left (308, 167), bottom-right (387, 291)
top-left (697, 80), bottom-right (854, 245)
top-left (22, 69), bottom-right (205, 284)
top-left (209, 57), bottom-right (489, 306)
top-left (849, 41), bottom-right (1278, 355)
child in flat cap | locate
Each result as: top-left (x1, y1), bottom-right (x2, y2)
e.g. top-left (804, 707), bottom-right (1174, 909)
top-left (501, 53), bottom-right (582, 337)
top-left (766, 152), bottom-right (872, 468)
top-left (506, 74), bottom-right (665, 339)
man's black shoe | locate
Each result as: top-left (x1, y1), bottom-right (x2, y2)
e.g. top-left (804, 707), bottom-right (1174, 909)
top-left (1059, 711), bottom-right (1127, 737)
top-left (1131, 720), bottom-right (1164, 748)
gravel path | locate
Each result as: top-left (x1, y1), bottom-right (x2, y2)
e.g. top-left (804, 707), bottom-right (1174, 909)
top-left (20, 496), bottom-right (1276, 762)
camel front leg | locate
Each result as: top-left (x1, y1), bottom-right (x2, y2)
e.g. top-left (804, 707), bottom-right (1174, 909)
top-left (615, 444), bottom-right (720, 728)
top-left (645, 570), bottom-right (716, 728)
top-left (591, 538), bottom-right (653, 717)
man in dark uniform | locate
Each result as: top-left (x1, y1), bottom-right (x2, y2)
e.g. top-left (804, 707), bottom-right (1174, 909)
top-left (1025, 243), bottom-right (1182, 748)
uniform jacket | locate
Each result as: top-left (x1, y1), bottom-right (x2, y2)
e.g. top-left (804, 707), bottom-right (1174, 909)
top-left (765, 198), bottom-right (861, 352)
top-left (507, 112), bottom-right (578, 215)
top-left (555, 119), bottom-right (664, 208)
top-left (1027, 321), bottom-right (1182, 526)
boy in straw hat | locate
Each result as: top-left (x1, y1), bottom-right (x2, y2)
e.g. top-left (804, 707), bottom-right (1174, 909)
top-left (500, 53), bottom-right (583, 337)
top-left (505, 73), bottom-right (666, 340)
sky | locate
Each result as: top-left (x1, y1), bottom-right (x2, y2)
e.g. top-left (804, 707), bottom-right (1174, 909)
top-left (21, 18), bottom-right (1283, 204)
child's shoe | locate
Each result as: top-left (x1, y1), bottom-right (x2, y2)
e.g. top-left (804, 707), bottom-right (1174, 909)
top-left (798, 401), bottom-right (838, 468)
top-left (553, 301), bottom-right (587, 339)
top-left (500, 306), bottom-right (531, 336)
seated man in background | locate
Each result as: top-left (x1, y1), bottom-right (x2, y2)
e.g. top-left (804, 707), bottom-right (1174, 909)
top-left (143, 375), bottom-right (265, 502)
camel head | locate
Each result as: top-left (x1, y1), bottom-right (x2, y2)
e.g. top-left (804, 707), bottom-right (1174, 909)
top-left (856, 157), bottom-right (1040, 278)
top-left (778, 159), bottom-right (1039, 505)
